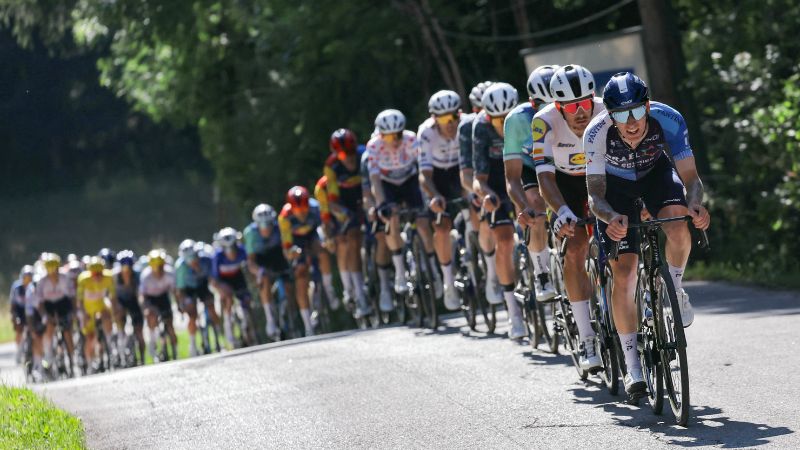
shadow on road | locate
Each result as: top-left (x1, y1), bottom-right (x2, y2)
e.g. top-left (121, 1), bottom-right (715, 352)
top-left (686, 282), bottom-right (800, 317)
top-left (521, 349), bottom-right (575, 369)
top-left (568, 384), bottom-right (793, 448)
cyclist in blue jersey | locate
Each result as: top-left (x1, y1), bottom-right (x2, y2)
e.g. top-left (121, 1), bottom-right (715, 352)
top-left (113, 250), bottom-right (146, 364)
top-left (586, 72), bottom-right (711, 397)
top-left (503, 65), bottom-right (559, 303)
top-left (211, 227), bottom-right (252, 345)
top-left (244, 204), bottom-right (290, 340)
top-left (9, 265), bottom-right (34, 364)
top-left (176, 239), bottom-right (221, 355)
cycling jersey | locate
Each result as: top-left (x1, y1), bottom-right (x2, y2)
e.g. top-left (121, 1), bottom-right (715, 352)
top-left (458, 112), bottom-right (477, 170)
top-left (417, 117), bottom-right (461, 170)
top-left (585, 101), bottom-right (694, 181)
top-left (314, 176), bottom-right (333, 223)
top-left (472, 111), bottom-right (507, 198)
top-left (532, 97), bottom-right (605, 176)
top-left (65, 267), bottom-right (81, 298)
top-left (34, 274), bottom-right (71, 302)
top-left (175, 257), bottom-right (212, 290)
top-left (367, 130), bottom-right (418, 186)
top-left (323, 151), bottom-right (363, 211)
top-left (278, 202), bottom-right (322, 249)
top-left (9, 280), bottom-right (27, 306)
top-left (139, 266), bottom-right (176, 297)
top-left (360, 151), bottom-right (371, 192)
top-left (212, 245), bottom-right (247, 279)
top-left (243, 221), bottom-right (281, 255)
top-left (77, 270), bottom-right (115, 324)
top-left (502, 102), bottom-right (539, 171)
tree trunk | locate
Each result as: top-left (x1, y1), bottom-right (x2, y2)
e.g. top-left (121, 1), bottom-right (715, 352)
top-left (394, 0), bottom-right (456, 91)
top-left (420, 0), bottom-right (466, 98)
top-left (510, 0), bottom-right (535, 49)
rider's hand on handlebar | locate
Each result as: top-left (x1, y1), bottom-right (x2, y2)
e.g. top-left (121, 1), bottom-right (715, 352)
top-left (429, 196), bottom-right (445, 214)
top-left (554, 205), bottom-right (578, 237)
top-left (468, 192), bottom-right (481, 208)
top-left (606, 214), bottom-right (628, 241)
top-left (288, 245), bottom-right (303, 260)
top-left (688, 203), bottom-right (711, 230)
top-left (482, 194), bottom-right (499, 212)
top-left (517, 207), bottom-right (538, 228)
top-left (377, 202), bottom-right (392, 223)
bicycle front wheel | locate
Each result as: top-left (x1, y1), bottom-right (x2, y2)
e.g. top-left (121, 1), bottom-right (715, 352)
top-left (412, 233), bottom-right (438, 330)
top-left (655, 267), bottom-right (690, 426)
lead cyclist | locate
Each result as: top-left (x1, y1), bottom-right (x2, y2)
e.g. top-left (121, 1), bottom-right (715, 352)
top-left (585, 72), bottom-right (711, 398)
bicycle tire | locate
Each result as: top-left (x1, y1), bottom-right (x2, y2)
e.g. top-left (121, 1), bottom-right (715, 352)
top-left (412, 234), bottom-right (438, 330)
top-left (636, 268), bottom-right (664, 414)
top-left (588, 257), bottom-right (618, 394)
top-left (655, 266), bottom-right (690, 426)
top-left (468, 232), bottom-right (495, 333)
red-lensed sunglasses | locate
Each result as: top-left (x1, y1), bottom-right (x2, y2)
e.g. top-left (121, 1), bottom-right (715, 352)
top-left (557, 97), bottom-right (593, 114)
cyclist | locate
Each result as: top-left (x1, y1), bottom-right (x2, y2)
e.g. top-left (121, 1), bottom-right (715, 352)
top-left (140, 249), bottom-right (177, 360)
top-left (460, 81), bottom-right (503, 305)
top-left (99, 248), bottom-right (116, 269)
top-left (9, 265), bottom-right (34, 365)
top-left (323, 128), bottom-right (371, 317)
top-left (474, 82), bottom-right (526, 339)
top-left (418, 90), bottom-right (466, 310)
top-left (278, 187), bottom-right (325, 337)
top-left (312, 175), bottom-right (344, 310)
top-left (361, 140), bottom-right (394, 313)
top-left (36, 253), bottom-right (75, 373)
top-left (530, 64), bottom-right (605, 370)
top-left (77, 256), bottom-right (116, 373)
top-left (244, 204), bottom-right (291, 340)
top-left (114, 250), bottom-right (146, 364)
top-left (503, 65), bottom-right (559, 303)
top-left (368, 109), bottom-right (439, 297)
top-left (174, 240), bottom-right (212, 355)
top-left (585, 72), bottom-right (711, 397)
top-left (63, 255), bottom-right (82, 308)
top-left (211, 227), bottom-right (254, 345)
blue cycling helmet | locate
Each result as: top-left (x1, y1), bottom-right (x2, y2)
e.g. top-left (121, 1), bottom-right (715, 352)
top-left (602, 72), bottom-right (649, 111)
top-left (117, 250), bottom-right (136, 267)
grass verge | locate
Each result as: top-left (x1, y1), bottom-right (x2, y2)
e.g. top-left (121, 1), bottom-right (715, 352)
top-left (0, 309), bottom-right (15, 344)
top-left (685, 261), bottom-right (800, 291)
top-left (0, 385), bottom-right (85, 449)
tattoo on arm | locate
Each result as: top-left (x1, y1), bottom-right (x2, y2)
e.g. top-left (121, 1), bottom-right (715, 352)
top-left (685, 177), bottom-right (704, 207)
top-left (587, 174), bottom-right (617, 223)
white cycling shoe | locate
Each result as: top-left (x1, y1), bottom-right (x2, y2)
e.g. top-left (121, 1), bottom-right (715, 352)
top-left (443, 284), bottom-right (461, 311)
top-left (677, 288), bottom-right (694, 327)
top-left (394, 273), bottom-right (409, 294)
top-left (508, 313), bottom-right (528, 340)
top-left (485, 279), bottom-right (504, 305)
top-left (266, 320), bottom-right (280, 341)
top-left (379, 288), bottom-right (394, 312)
top-left (535, 273), bottom-right (557, 302)
top-left (624, 367), bottom-right (647, 398)
top-left (579, 337), bottom-right (602, 371)
top-left (354, 296), bottom-right (373, 319)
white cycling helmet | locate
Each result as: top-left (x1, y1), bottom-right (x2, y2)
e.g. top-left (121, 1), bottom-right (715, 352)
top-left (375, 109), bottom-right (406, 134)
top-left (468, 81), bottom-right (493, 109)
top-left (527, 65), bottom-right (560, 103)
top-left (549, 64), bottom-right (595, 102)
top-left (428, 90), bottom-right (461, 115)
top-left (179, 239), bottom-right (197, 260)
top-left (217, 227), bottom-right (238, 248)
top-left (252, 203), bottom-right (276, 225)
top-left (481, 82), bottom-right (518, 117)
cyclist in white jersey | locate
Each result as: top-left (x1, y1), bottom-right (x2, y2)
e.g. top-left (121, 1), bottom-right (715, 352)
top-left (139, 250), bottom-right (177, 360)
top-left (532, 64), bottom-right (605, 370)
top-left (419, 90), bottom-right (467, 310)
top-left (369, 109), bottom-right (438, 295)
top-left (36, 253), bottom-right (76, 371)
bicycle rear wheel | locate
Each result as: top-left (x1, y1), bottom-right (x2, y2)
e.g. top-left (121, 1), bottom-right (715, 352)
top-left (655, 267), bottom-right (690, 426)
top-left (636, 268), bottom-right (664, 413)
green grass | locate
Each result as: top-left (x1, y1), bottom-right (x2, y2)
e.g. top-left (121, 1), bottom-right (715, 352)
top-left (0, 310), bottom-right (15, 344)
top-left (685, 261), bottom-right (800, 290)
top-left (0, 386), bottom-right (86, 449)
top-left (142, 328), bottom-right (238, 364)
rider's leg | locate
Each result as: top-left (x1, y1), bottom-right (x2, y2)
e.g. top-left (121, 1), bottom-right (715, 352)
top-left (165, 305), bottom-right (177, 357)
top-left (609, 253), bottom-right (641, 374)
top-left (260, 277), bottom-right (277, 337)
top-left (387, 214), bottom-right (409, 292)
top-left (145, 304), bottom-right (159, 359)
top-left (43, 315), bottom-right (55, 367)
top-left (222, 295), bottom-right (234, 345)
top-left (416, 216), bottom-right (442, 296)
top-left (335, 234), bottom-right (353, 301)
top-left (316, 241), bottom-right (340, 307)
top-left (101, 309), bottom-right (114, 355)
top-left (113, 303), bottom-right (127, 357)
top-left (494, 223), bottom-right (523, 327)
top-left (564, 228), bottom-right (594, 340)
top-left (185, 302), bottom-right (198, 356)
top-left (659, 205), bottom-right (692, 291)
top-left (346, 227), bottom-right (368, 309)
top-left (524, 189), bottom-right (550, 276)
top-left (133, 319), bottom-right (146, 365)
top-left (294, 263), bottom-right (313, 334)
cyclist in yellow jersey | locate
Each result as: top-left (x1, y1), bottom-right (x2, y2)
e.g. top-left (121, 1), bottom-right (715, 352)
top-left (77, 256), bottom-right (116, 370)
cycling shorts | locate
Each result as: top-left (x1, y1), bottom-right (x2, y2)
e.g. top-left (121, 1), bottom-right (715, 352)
top-left (82, 298), bottom-right (110, 334)
top-left (522, 165), bottom-right (539, 191)
top-left (27, 310), bottom-right (45, 336)
top-left (217, 273), bottom-right (252, 306)
top-left (11, 303), bottom-right (25, 327)
top-left (382, 177), bottom-right (424, 211)
top-left (597, 156), bottom-right (687, 256)
top-left (144, 294), bottom-right (173, 321)
top-left (432, 166), bottom-right (463, 201)
top-left (555, 171), bottom-right (589, 219)
top-left (43, 297), bottom-right (74, 325)
top-left (255, 245), bottom-right (290, 276)
top-left (118, 295), bottom-right (144, 328)
top-left (484, 198), bottom-right (515, 229)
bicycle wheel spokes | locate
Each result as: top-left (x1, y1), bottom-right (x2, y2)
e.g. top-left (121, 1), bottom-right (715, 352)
top-left (655, 272), bottom-right (690, 426)
top-left (636, 270), bottom-right (664, 412)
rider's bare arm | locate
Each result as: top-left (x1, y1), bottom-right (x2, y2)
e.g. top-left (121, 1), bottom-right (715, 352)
top-left (675, 156), bottom-right (704, 208)
top-left (587, 174), bottom-right (618, 223)
top-left (503, 159), bottom-right (528, 213)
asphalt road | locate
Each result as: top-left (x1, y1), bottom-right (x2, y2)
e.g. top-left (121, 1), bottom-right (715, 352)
top-left (25, 281), bottom-right (800, 448)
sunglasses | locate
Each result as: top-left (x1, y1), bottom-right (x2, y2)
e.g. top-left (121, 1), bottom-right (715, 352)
top-left (558, 97), bottom-right (593, 114)
top-left (382, 133), bottom-right (400, 143)
top-left (434, 113), bottom-right (458, 126)
top-left (610, 104), bottom-right (647, 123)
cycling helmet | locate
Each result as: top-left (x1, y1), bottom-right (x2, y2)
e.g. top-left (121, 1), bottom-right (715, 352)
top-left (428, 90), bottom-right (461, 115)
top-left (549, 64), bottom-right (595, 102)
top-left (20, 265), bottom-right (34, 280)
top-left (42, 253), bottom-right (61, 273)
top-left (98, 248), bottom-right (116, 267)
top-left (178, 239), bottom-right (197, 260)
top-left (67, 253), bottom-right (78, 263)
top-left (374, 109), bottom-right (406, 134)
top-left (468, 81), bottom-right (493, 110)
top-left (329, 128), bottom-right (358, 157)
top-left (117, 250), bottom-right (136, 266)
top-left (602, 72), bottom-right (649, 111)
top-left (252, 203), bottom-right (277, 225)
top-left (147, 249), bottom-right (167, 268)
top-left (194, 241), bottom-right (212, 258)
top-left (217, 227), bottom-right (238, 248)
top-left (481, 82), bottom-right (518, 117)
top-left (87, 256), bottom-right (105, 274)
top-left (286, 186), bottom-right (310, 209)
top-left (527, 65), bottom-right (560, 103)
